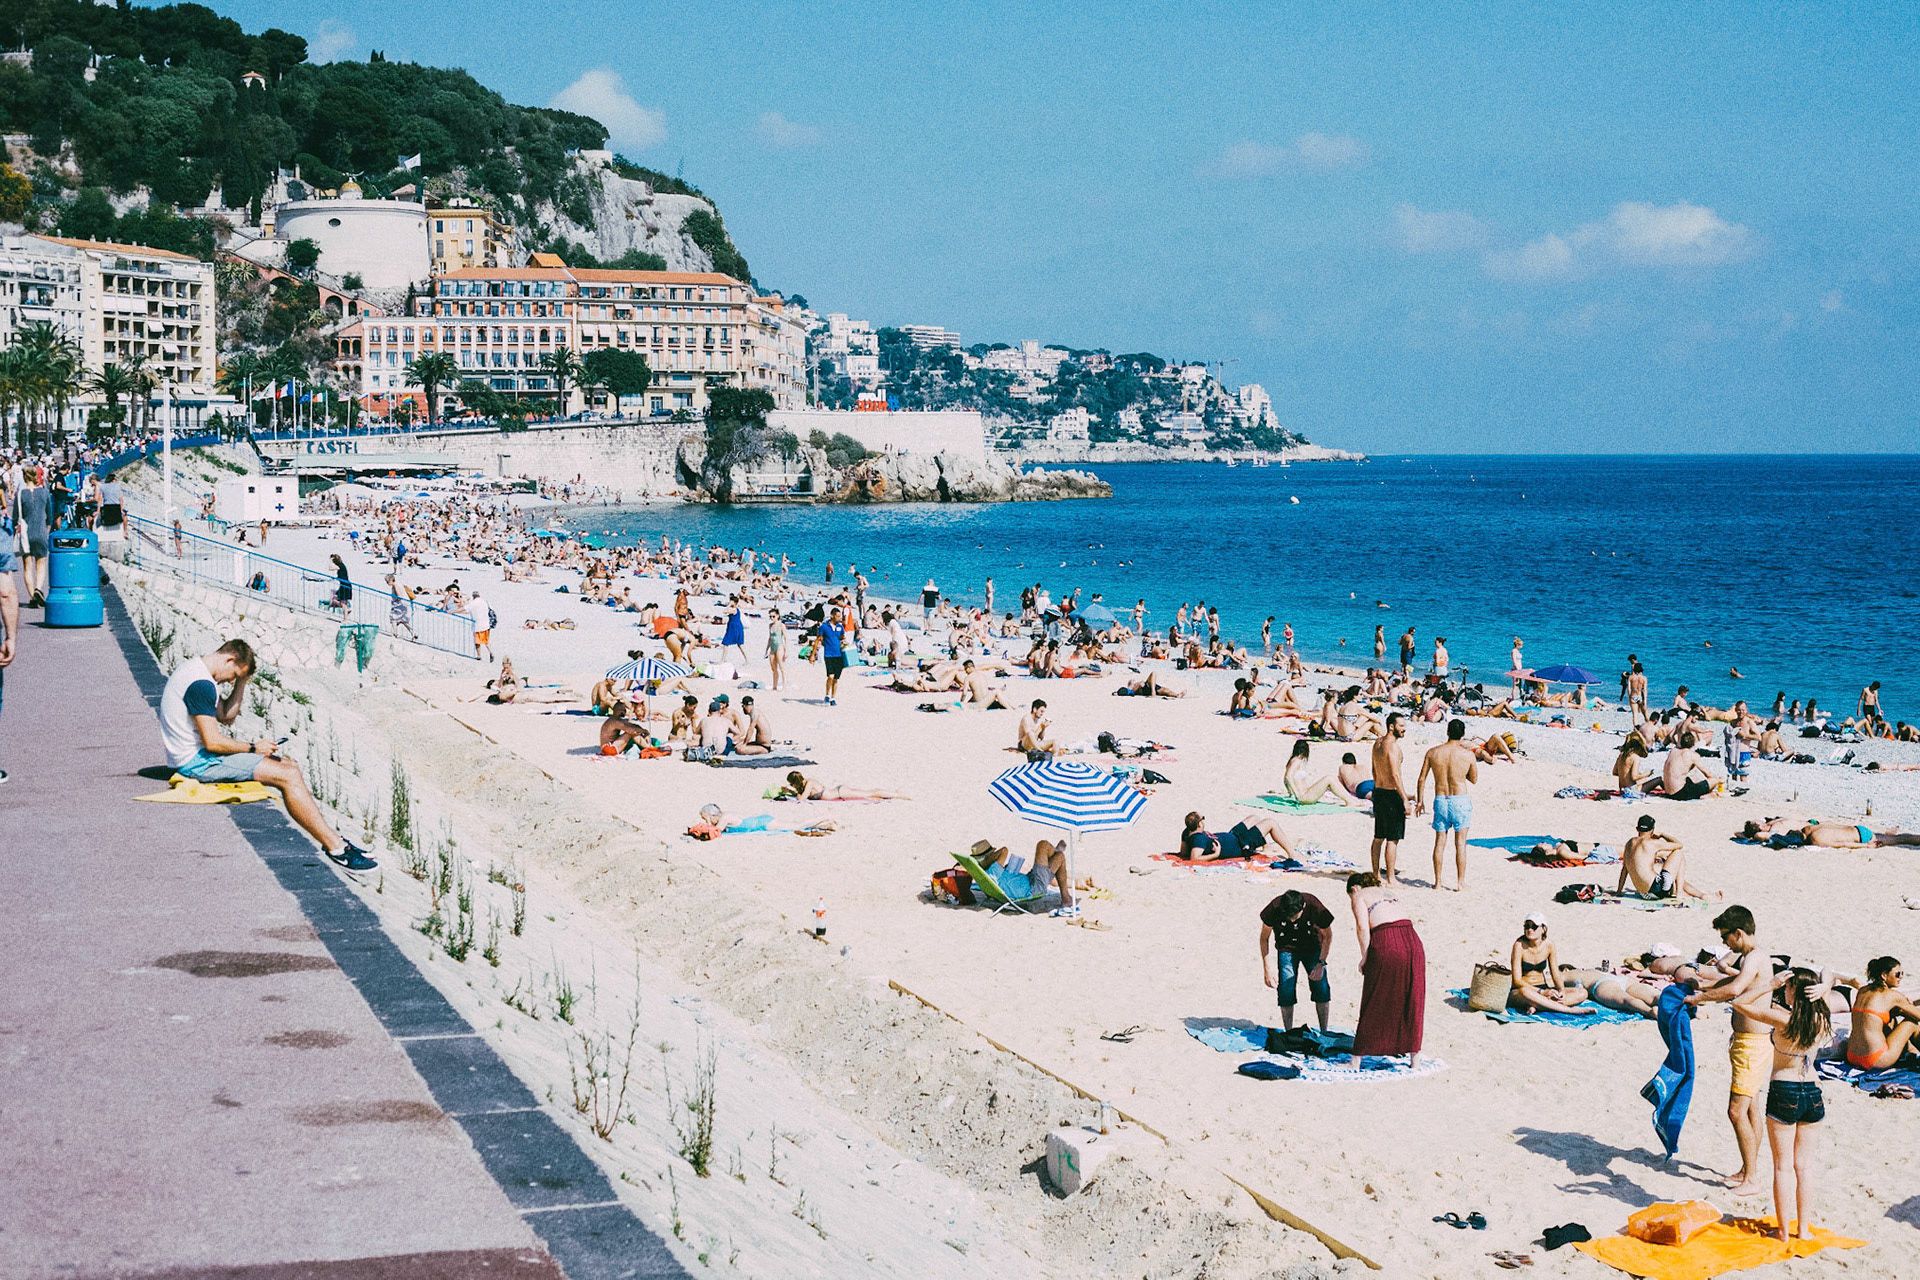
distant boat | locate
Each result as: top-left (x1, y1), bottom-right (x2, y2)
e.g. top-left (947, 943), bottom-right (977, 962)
top-left (1224, 457), bottom-right (1239, 467)
top-left (1288, 495), bottom-right (1300, 504)
top-left (1251, 457), bottom-right (1270, 468)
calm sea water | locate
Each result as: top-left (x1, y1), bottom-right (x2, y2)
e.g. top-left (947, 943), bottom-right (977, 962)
top-left (570, 455), bottom-right (1920, 722)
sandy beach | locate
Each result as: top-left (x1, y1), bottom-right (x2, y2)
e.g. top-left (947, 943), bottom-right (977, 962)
top-left (223, 501), bottom-right (1919, 1279)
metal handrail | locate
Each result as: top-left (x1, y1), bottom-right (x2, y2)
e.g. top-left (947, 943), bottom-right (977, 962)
top-left (120, 513), bottom-right (478, 660)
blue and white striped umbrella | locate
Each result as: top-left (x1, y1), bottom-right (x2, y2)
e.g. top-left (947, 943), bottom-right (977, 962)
top-left (604, 656), bottom-right (689, 683)
top-left (988, 760), bottom-right (1146, 833)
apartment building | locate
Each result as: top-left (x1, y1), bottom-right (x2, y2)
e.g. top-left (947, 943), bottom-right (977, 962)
top-left (427, 204), bottom-right (511, 273)
top-left (361, 260), bottom-right (804, 414)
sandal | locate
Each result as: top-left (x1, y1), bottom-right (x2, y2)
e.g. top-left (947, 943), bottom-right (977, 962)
top-left (1101, 1024), bottom-right (1149, 1044)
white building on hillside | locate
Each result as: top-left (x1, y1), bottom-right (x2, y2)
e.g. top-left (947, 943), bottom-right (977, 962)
top-left (1236, 382), bottom-right (1274, 427)
top-left (1047, 406), bottom-right (1091, 445)
top-left (979, 339), bottom-right (1069, 380)
top-left (899, 323), bottom-right (962, 351)
top-left (272, 181), bottom-right (430, 290)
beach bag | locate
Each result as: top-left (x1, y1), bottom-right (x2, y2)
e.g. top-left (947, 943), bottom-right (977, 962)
top-left (684, 745), bottom-right (717, 763)
top-left (487, 606), bottom-right (499, 631)
top-left (930, 866), bottom-right (975, 906)
top-left (1626, 1201), bottom-right (1721, 1246)
top-left (1097, 732), bottom-right (1119, 755)
top-left (1468, 962), bottom-right (1514, 1012)
top-left (1555, 883), bottom-right (1601, 904)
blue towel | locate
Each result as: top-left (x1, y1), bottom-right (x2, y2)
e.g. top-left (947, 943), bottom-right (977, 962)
top-left (1446, 989), bottom-right (1646, 1027)
top-left (1818, 1057), bottom-right (1920, 1094)
top-left (1186, 1022), bottom-right (1268, 1054)
top-left (1467, 834), bottom-right (1561, 853)
top-left (1641, 983), bottom-right (1695, 1158)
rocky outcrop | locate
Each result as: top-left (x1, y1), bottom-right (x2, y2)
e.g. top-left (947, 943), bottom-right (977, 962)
top-left (530, 156), bottom-right (721, 272)
top-left (676, 436), bottom-right (1108, 505)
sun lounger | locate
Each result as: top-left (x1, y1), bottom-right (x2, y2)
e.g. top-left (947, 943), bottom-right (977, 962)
top-left (953, 851), bottom-right (1048, 915)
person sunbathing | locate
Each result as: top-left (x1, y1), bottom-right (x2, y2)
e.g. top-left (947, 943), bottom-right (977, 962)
top-left (1619, 815), bottom-right (1719, 900)
top-left (1282, 740), bottom-right (1355, 806)
top-left (1228, 679), bottom-right (1258, 718)
top-left (1524, 838), bottom-right (1608, 863)
top-left (1658, 733), bottom-right (1722, 800)
top-left (1613, 736), bottom-right (1653, 789)
top-left (1336, 752), bottom-right (1374, 803)
top-left (778, 770), bottom-right (906, 801)
top-left (1179, 810), bottom-right (1295, 862)
top-left (732, 696), bottom-right (774, 756)
top-left (968, 838), bottom-right (1077, 916)
top-left (1508, 917), bottom-right (1595, 1014)
top-left (1114, 672), bottom-right (1183, 698)
top-left (1560, 965), bottom-right (1666, 1018)
top-left (891, 661), bottom-right (965, 693)
top-left (1472, 731), bottom-right (1519, 764)
top-left (599, 715), bottom-right (650, 755)
top-left (1848, 956), bottom-right (1920, 1069)
top-left (1739, 818), bottom-right (1920, 849)
top-left (486, 657), bottom-right (523, 704)
top-left (667, 694), bottom-right (702, 742)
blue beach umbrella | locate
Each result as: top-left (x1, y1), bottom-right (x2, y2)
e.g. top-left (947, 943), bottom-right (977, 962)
top-left (1078, 603), bottom-right (1119, 630)
top-left (1528, 663), bottom-right (1601, 685)
top-left (988, 759), bottom-right (1147, 887)
top-left (605, 656), bottom-right (688, 683)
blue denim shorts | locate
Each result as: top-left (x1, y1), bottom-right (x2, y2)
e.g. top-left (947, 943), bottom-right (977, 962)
top-left (1277, 950), bottom-right (1331, 1007)
top-left (1765, 1079), bottom-right (1825, 1125)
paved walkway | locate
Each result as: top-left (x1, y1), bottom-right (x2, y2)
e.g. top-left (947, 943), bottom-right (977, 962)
top-left (0, 589), bottom-right (685, 1279)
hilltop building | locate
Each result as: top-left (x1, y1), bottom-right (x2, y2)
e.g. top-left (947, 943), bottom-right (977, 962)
top-left (428, 204), bottom-right (512, 273)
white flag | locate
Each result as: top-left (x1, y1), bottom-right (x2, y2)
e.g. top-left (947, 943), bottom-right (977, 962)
top-left (398, 153), bottom-right (422, 171)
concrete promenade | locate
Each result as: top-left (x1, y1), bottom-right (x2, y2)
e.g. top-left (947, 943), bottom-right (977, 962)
top-left (0, 591), bottom-right (686, 1279)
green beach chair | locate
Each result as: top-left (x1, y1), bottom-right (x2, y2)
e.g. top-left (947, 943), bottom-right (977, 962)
top-left (953, 851), bottom-right (1048, 916)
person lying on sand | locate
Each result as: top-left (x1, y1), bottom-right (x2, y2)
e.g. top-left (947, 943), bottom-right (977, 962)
top-left (1472, 732), bottom-right (1519, 764)
top-left (778, 770), bottom-right (907, 802)
top-left (1509, 916), bottom-right (1597, 1014)
top-left (891, 661), bottom-right (966, 693)
top-left (1525, 838), bottom-right (1610, 863)
top-left (1739, 818), bottom-right (1920, 849)
top-left (1560, 965), bottom-right (1672, 1018)
top-left (1114, 672), bottom-right (1184, 699)
top-left (1620, 815), bottom-right (1720, 901)
top-left (1282, 740), bottom-right (1357, 806)
top-left (1179, 810), bottom-right (1296, 863)
top-left (969, 838), bottom-right (1077, 917)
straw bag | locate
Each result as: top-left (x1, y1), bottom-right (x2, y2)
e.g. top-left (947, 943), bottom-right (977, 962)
top-left (1468, 962), bottom-right (1513, 1012)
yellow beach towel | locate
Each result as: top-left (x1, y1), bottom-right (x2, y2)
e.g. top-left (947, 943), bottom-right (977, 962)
top-left (135, 774), bottom-right (275, 805)
top-left (1575, 1217), bottom-right (1864, 1280)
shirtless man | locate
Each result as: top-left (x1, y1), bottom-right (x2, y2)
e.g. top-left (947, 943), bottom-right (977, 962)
top-left (1687, 906), bottom-right (1773, 1198)
top-left (734, 695), bottom-right (773, 756)
top-left (959, 659), bottom-right (1010, 708)
top-left (1739, 817), bottom-right (1920, 849)
top-left (1660, 733), bottom-right (1721, 800)
top-left (1416, 718), bottom-right (1479, 890)
top-left (1018, 699), bottom-right (1058, 758)
top-left (1336, 752), bottom-right (1374, 804)
top-left (1618, 815), bottom-right (1717, 901)
top-left (1369, 713), bottom-right (1411, 883)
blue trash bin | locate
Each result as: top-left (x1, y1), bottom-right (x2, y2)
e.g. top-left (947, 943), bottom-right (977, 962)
top-left (45, 528), bottom-right (103, 627)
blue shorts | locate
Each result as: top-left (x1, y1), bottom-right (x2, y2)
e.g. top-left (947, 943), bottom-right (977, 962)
top-left (988, 865), bottom-right (1036, 899)
top-left (1432, 794), bottom-right (1472, 832)
top-left (1355, 779), bottom-right (1375, 799)
top-left (176, 750), bottom-right (265, 783)
top-left (1277, 950), bottom-right (1331, 1008)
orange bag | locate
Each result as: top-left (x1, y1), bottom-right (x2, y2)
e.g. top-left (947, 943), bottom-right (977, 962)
top-left (930, 866), bottom-right (975, 906)
top-left (1625, 1200), bottom-right (1722, 1246)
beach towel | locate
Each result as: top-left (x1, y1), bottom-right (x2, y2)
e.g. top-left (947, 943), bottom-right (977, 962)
top-left (1573, 1218), bottom-right (1863, 1280)
top-left (1240, 1053), bottom-right (1448, 1083)
top-left (1447, 988), bottom-right (1645, 1027)
top-left (1642, 983), bottom-right (1695, 1159)
top-left (1470, 834), bottom-right (1565, 853)
top-left (1237, 795), bottom-right (1363, 817)
top-left (1554, 785), bottom-right (1643, 802)
top-left (1150, 846), bottom-right (1356, 875)
top-left (1817, 1056), bottom-right (1920, 1095)
top-left (135, 775), bottom-right (275, 805)
top-left (705, 755), bottom-right (816, 769)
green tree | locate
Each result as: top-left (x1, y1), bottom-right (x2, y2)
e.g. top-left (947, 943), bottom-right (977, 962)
top-left (581, 347), bottom-right (650, 413)
top-left (0, 161), bottom-right (30, 221)
top-left (284, 237), bottom-right (320, 274)
top-left (404, 351), bottom-right (459, 424)
top-left (537, 346), bottom-right (582, 414)
top-left (87, 362), bottom-right (137, 428)
top-left (59, 186), bottom-right (117, 240)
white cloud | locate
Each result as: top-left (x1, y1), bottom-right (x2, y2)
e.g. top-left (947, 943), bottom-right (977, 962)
top-left (1394, 203), bottom-right (1488, 254)
top-left (309, 19), bottom-right (357, 65)
top-left (1293, 132), bottom-right (1368, 170)
top-left (550, 69), bottom-right (667, 152)
top-left (1210, 133), bottom-right (1367, 178)
top-left (756, 111), bottom-right (823, 148)
top-left (1484, 201), bottom-right (1756, 283)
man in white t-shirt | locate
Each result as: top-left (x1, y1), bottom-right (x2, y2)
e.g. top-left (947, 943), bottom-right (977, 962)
top-left (159, 639), bottom-right (375, 872)
top-left (467, 590), bottom-right (493, 663)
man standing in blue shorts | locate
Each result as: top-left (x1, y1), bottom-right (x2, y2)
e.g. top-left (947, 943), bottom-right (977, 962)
top-left (158, 639), bottom-right (375, 872)
top-left (1417, 717), bottom-right (1479, 891)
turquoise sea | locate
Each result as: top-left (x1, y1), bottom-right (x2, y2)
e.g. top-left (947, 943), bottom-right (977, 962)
top-left (570, 455), bottom-right (1920, 723)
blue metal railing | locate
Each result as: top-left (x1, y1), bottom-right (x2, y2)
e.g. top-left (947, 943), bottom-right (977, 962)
top-left (93, 433), bottom-right (225, 478)
top-left (120, 514), bottom-right (478, 661)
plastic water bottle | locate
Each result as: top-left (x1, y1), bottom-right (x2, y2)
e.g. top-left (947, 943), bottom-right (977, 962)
top-left (812, 897), bottom-right (827, 939)
top-left (1097, 1101), bottom-right (1113, 1134)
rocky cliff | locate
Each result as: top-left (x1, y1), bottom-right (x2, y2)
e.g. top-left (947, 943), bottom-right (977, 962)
top-left (675, 436), bottom-right (1109, 505)
top-left (530, 157), bottom-right (732, 273)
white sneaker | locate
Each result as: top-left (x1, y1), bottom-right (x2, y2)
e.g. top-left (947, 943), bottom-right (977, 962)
top-left (1050, 904), bottom-right (1081, 919)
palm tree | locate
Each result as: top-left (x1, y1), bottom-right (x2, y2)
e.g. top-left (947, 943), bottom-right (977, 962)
top-left (218, 351), bottom-right (264, 432)
top-left (13, 322), bottom-right (83, 440)
top-left (538, 346), bottom-right (583, 416)
top-left (0, 346), bottom-right (27, 446)
top-left (119, 350), bottom-right (155, 438)
top-left (88, 363), bottom-right (138, 436)
top-left (404, 351), bottom-right (459, 426)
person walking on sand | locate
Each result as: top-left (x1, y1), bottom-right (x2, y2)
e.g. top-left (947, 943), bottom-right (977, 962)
top-left (1416, 718), bottom-right (1479, 890)
top-left (719, 594), bottom-right (749, 669)
top-left (1687, 905), bottom-right (1773, 1199)
top-left (921, 577), bottom-right (940, 620)
top-left (765, 613), bottom-right (788, 691)
top-left (1348, 873), bottom-right (1425, 1066)
top-left (816, 605), bottom-right (847, 705)
top-left (1370, 713), bottom-right (1411, 882)
top-left (467, 588), bottom-right (493, 663)
top-left (0, 500), bottom-right (18, 784)
top-left (1628, 658), bottom-right (1649, 721)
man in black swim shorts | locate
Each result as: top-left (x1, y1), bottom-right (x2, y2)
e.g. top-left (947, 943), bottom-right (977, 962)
top-left (1371, 713), bottom-right (1410, 882)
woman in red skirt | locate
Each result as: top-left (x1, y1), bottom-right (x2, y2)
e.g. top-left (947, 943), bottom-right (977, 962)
top-left (1348, 872), bottom-right (1426, 1065)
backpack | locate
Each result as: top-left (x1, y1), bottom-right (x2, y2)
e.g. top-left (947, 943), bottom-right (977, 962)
top-left (930, 866), bottom-right (975, 906)
top-left (1554, 883), bottom-right (1601, 904)
top-left (487, 606), bottom-right (499, 630)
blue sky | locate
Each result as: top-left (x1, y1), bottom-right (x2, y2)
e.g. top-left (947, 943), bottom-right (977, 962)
top-left (213, 1), bottom-right (1919, 453)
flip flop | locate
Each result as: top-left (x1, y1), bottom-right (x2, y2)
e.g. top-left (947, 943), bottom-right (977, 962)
top-left (1434, 1214), bottom-right (1469, 1229)
top-left (1101, 1025), bottom-right (1148, 1044)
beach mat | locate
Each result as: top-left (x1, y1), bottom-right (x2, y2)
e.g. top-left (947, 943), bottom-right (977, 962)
top-left (1573, 1218), bottom-right (1863, 1280)
top-left (1185, 1021), bottom-right (1444, 1081)
top-left (705, 755), bottom-right (815, 769)
top-left (1446, 988), bottom-right (1645, 1027)
top-left (1818, 1057), bottom-right (1920, 1095)
top-left (1237, 795), bottom-right (1363, 817)
top-left (1150, 847), bottom-right (1357, 875)
top-left (1469, 834), bottom-right (1564, 853)
top-left (135, 775), bottom-right (275, 805)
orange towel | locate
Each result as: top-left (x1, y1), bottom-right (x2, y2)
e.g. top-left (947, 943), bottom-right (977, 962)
top-left (1575, 1217), bottom-right (1864, 1280)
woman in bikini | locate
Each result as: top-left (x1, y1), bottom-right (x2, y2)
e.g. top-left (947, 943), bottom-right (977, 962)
top-left (778, 771), bottom-right (908, 802)
top-left (1733, 970), bottom-right (1833, 1242)
top-left (1508, 917), bottom-right (1594, 1014)
top-left (1281, 740), bottom-right (1355, 806)
top-left (1848, 956), bottom-right (1920, 1070)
